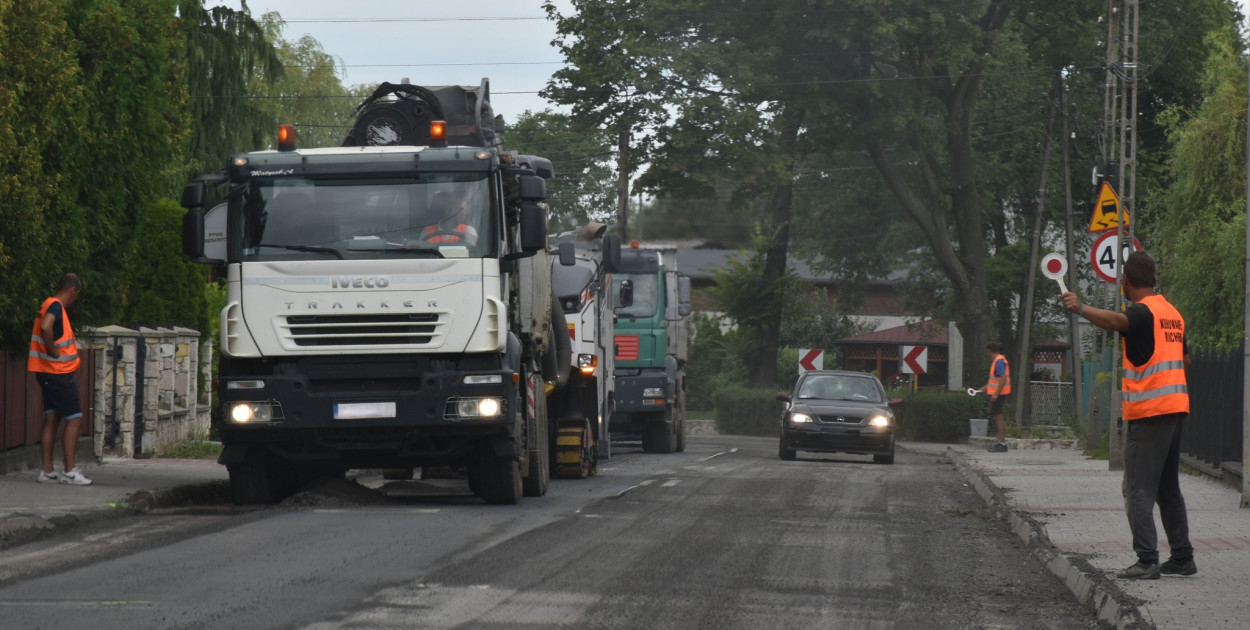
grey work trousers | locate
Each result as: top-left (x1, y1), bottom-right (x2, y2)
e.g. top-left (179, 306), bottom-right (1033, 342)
top-left (1122, 413), bottom-right (1193, 564)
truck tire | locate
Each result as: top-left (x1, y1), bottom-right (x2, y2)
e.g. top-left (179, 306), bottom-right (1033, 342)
top-left (675, 390), bottom-right (687, 453)
top-left (523, 376), bottom-right (550, 497)
top-left (479, 452), bottom-right (522, 505)
top-left (228, 447), bottom-right (277, 505)
top-left (647, 410), bottom-right (676, 454)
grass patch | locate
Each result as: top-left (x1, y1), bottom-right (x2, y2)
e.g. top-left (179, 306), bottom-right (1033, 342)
top-left (161, 440), bottom-right (222, 460)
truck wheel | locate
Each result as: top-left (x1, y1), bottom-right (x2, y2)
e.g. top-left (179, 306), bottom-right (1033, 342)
top-left (648, 411), bottom-right (676, 454)
top-left (675, 390), bottom-right (687, 453)
top-left (479, 452), bottom-right (522, 505)
top-left (523, 382), bottom-right (550, 497)
top-left (228, 447), bottom-right (277, 505)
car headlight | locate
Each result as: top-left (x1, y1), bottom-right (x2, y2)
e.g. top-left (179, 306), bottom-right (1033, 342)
top-left (642, 387), bottom-right (664, 398)
top-left (229, 402), bottom-right (282, 424)
top-left (789, 412), bottom-right (813, 424)
top-left (868, 414), bottom-right (891, 427)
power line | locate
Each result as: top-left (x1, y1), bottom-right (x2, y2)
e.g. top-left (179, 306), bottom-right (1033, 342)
top-left (279, 16), bottom-right (547, 23)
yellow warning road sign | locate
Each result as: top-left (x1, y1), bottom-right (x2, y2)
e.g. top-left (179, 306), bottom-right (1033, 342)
top-left (1089, 182), bottom-right (1130, 233)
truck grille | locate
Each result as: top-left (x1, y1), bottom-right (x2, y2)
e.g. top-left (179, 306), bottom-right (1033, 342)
top-left (616, 335), bottom-right (639, 361)
top-left (283, 313), bottom-right (441, 347)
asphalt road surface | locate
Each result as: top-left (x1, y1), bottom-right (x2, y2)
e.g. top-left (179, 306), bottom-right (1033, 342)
top-left (0, 436), bottom-right (1099, 629)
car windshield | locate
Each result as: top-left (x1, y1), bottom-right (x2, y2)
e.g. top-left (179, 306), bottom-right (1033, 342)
top-left (797, 375), bottom-right (883, 403)
top-left (234, 174), bottom-right (494, 261)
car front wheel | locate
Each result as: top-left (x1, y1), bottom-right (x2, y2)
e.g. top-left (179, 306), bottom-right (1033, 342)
top-left (778, 432), bottom-right (796, 461)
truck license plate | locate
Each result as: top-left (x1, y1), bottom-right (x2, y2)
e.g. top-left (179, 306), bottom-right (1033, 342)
top-left (333, 402), bottom-right (396, 420)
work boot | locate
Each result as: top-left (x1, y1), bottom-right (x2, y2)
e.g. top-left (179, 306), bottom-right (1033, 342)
top-left (1115, 561), bottom-right (1160, 580)
top-left (1159, 557), bottom-right (1197, 576)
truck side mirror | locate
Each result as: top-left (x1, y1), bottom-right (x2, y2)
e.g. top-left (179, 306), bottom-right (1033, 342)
top-left (518, 174), bottom-right (546, 202)
top-left (181, 182), bottom-right (206, 259)
top-left (519, 202), bottom-right (547, 252)
top-left (602, 235), bottom-right (621, 273)
top-left (618, 279), bottom-right (633, 308)
top-left (558, 242), bottom-right (575, 266)
top-left (677, 275), bottom-right (692, 317)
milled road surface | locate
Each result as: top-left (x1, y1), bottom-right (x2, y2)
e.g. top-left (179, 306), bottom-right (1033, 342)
top-left (0, 436), bottom-right (1098, 629)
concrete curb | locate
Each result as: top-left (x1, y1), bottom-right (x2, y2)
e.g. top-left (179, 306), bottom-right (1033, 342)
top-left (943, 447), bottom-right (1155, 630)
top-left (0, 480), bottom-right (228, 552)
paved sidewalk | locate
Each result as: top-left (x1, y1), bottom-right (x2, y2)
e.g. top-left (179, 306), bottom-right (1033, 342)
top-left (911, 441), bottom-right (1250, 630)
top-left (0, 457), bottom-right (227, 547)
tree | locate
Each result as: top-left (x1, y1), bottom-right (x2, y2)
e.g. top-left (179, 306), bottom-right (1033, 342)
top-left (177, 0), bottom-right (283, 175)
top-left (0, 0), bottom-right (80, 349)
top-left (250, 11), bottom-right (356, 149)
top-left (504, 110), bottom-right (616, 233)
top-left (1151, 24), bottom-right (1247, 348)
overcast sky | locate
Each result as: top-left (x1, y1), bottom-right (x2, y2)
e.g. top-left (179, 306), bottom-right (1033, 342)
top-left (221, 1), bottom-right (1248, 122)
top-left (219, 1), bottom-right (573, 118)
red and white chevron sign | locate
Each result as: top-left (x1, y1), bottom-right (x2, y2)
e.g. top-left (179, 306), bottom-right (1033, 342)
top-left (900, 345), bottom-right (927, 375)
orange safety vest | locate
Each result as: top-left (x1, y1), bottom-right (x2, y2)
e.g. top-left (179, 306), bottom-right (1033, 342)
top-left (986, 354), bottom-right (1012, 396)
top-left (28, 297), bottom-right (80, 374)
top-left (423, 223), bottom-right (471, 244)
top-left (1121, 294), bottom-right (1189, 420)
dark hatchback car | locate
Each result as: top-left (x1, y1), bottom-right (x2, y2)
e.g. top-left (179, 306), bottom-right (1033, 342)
top-left (776, 370), bottom-right (900, 464)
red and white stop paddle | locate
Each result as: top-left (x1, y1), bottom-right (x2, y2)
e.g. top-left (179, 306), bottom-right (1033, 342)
top-left (1040, 253), bottom-right (1068, 294)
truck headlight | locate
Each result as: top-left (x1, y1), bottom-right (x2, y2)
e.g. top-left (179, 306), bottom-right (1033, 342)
top-left (577, 354), bottom-right (597, 375)
top-left (868, 414), bottom-right (891, 427)
top-left (642, 387), bottom-right (664, 398)
top-left (789, 412), bottom-right (813, 424)
top-left (229, 402), bottom-right (282, 424)
top-left (453, 397), bottom-right (503, 420)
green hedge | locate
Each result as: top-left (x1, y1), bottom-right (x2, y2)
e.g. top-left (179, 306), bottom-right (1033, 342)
top-left (712, 387), bottom-right (783, 437)
top-left (892, 390), bottom-right (988, 442)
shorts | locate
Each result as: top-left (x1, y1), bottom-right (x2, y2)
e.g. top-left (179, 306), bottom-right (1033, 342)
top-left (35, 372), bottom-right (83, 420)
top-left (988, 394), bottom-right (1009, 416)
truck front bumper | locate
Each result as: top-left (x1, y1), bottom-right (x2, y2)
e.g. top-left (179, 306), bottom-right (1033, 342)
top-left (614, 371), bottom-right (672, 414)
top-left (216, 354), bottom-right (520, 466)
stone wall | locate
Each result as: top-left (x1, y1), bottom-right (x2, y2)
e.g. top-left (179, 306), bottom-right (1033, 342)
top-left (85, 326), bottom-right (212, 458)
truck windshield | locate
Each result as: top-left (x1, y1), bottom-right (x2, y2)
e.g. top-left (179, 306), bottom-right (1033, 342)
top-left (235, 174), bottom-right (494, 261)
top-left (612, 273), bottom-right (658, 319)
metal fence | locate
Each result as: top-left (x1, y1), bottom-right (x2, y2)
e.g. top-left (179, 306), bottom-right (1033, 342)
top-left (1026, 381), bottom-right (1076, 428)
top-left (1183, 344), bottom-right (1243, 468)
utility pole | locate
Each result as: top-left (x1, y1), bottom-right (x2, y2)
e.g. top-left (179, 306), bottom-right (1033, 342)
top-left (1061, 75), bottom-right (1086, 441)
top-left (616, 129), bottom-right (631, 241)
top-left (1242, 39), bottom-right (1250, 508)
top-left (1013, 76), bottom-right (1062, 431)
top-left (1101, 0), bottom-right (1139, 471)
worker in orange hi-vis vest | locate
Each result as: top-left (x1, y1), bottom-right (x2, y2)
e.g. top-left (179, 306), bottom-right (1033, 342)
top-left (974, 342), bottom-right (1011, 453)
top-left (27, 273), bottom-right (92, 486)
top-left (422, 190), bottom-right (479, 245)
top-left (1062, 251), bottom-right (1194, 581)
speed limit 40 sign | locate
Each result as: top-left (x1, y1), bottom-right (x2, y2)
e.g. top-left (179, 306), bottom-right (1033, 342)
top-left (1091, 230), bottom-right (1142, 283)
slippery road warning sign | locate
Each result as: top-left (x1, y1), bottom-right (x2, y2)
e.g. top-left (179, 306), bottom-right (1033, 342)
top-left (1089, 182), bottom-right (1130, 233)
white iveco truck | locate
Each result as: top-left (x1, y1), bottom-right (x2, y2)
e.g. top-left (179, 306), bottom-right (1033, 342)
top-left (180, 80), bottom-right (567, 505)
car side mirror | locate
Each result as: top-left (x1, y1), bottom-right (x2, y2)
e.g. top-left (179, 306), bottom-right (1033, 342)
top-left (889, 397), bottom-right (904, 406)
top-left (775, 392), bottom-right (791, 402)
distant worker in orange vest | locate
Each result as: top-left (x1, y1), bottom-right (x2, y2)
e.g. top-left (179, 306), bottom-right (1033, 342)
top-left (28, 273), bottom-right (92, 486)
top-left (975, 342), bottom-right (1011, 453)
top-left (1062, 251), bottom-right (1193, 580)
top-left (423, 190), bottom-right (479, 246)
